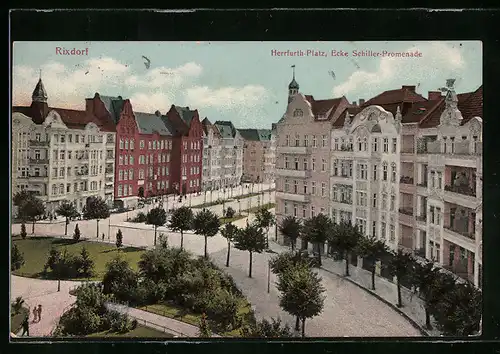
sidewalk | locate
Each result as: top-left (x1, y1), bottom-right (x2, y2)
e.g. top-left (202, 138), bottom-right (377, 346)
top-left (105, 302), bottom-right (220, 338)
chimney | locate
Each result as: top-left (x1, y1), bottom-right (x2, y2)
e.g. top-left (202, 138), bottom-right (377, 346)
top-left (186, 106), bottom-right (190, 110)
top-left (428, 91), bottom-right (442, 101)
top-left (155, 110), bottom-right (161, 117)
top-left (402, 85), bottom-right (416, 92)
top-left (359, 98), bottom-right (365, 105)
top-left (352, 101), bottom-right (357, 106)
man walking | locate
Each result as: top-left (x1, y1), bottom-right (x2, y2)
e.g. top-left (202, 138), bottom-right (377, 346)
top-left (32, 306), bottom-right (38, 322)
top-left (37, 304), bottom-right (42, 322)
top-left (21, 316), bottom-right (29, 336)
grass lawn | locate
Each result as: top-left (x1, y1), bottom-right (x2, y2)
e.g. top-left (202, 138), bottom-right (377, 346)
top-left (11, 236), bottom-right (145, 280)
top-left (87, 324), bottom-right (174, 338)
top-left (139, 298), bottom-right (254, 337)
top-left (192, 199), bottom-right (234, 209)
top-left (246, 203), bottom-right (276, 214)
top-left (219, 214), bottom-right (246, 225)
top-left (10, 306), bottom-right (29, 334)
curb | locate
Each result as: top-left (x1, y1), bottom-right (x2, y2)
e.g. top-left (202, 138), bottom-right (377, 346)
top-left (319, 266), bottom-right (430, 337)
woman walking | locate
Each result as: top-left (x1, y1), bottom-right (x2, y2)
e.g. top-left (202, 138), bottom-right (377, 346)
top-left (37, 304), bottom-right (42, 322)
top-left (32, 306), bottom-right (38, 323)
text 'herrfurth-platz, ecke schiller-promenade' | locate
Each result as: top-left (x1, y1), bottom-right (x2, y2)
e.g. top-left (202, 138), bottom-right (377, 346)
top-left (11, 44), bottom-right (482, 340)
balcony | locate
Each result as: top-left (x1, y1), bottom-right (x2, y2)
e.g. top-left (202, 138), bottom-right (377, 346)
top-left (277, 146), bottom-right (312, 155)
top-left (443, 223), bottom-right (476, 250)
top-left (105, 169), bottom-right (114, 175)
top-left (275, 191), bottom-right (311, 203)
top-left (331, 198), bottom-right (353, 205)
top-left (29, 159), bottom-right (49, 165)
top-left (401, 147), bottom-right (415, 154)
top-left (400, 176), bottom-right (414, 185)
top-left (106, 139), bottom-right (115, 145)
top-left (416, 181), bottom-right (428, 188)
top-left (416, 214), bottom-right (426, 222)
top-left (28, 174), bottom-right (48, 181)
top-left (444, 184), bottom-right (476, 198)
top-left (444, 184), bottom-right (477, 209)
top-left (475, 142), bottom-right (482, 155)
top-left (29, 140), bottom-right (50, 147)
top-left (276, 169), bottom-right (311, 179)
top-left (399, 207), bottom-right (413, 216)
top-left (399, 208), bottom-right (414, 226)
top-left (400, 176), bottom-right (416, 194)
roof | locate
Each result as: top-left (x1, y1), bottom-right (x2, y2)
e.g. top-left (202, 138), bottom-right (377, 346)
top-left (32, 78), bottom-right (48, 102)
top-left (418, 85), bottom-right (482, 128)
top-left (304, 95), bottom-right (344, 120)
top-left (288, 78), bottom-right (299, 90)
top-left (332, 106), bottom-right (363, 128)
top-left (238, 128), bottom-right (272, 141)
top-left (402, 99), bottom-right (444, 124)
top-left (99, 95), bottom-right (125, 124)
top-left (174, 105), bottom-right (196, 126)
top-left (134, 112), bottom-right (174, 136)
top-left (214, 120), bottom-right (237, 139)
top-left (363, 86), bottom-right (427, 107)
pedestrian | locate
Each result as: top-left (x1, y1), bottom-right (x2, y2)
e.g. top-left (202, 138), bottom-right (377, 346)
top-left (32, 306), bottom-right (38, 322)
top-left (37, 304), bottom-right (42, 322)
top-left (102, 233), bottom-right (105, 241)
top-left (21, 316), bottom-right (29, 336)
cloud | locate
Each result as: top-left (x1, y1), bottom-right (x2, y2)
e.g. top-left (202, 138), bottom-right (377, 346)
top-left (332, 42), bottom-right (467, 99)
top-left (184, 85), bottom-right (267, 109)
top-left (125, 62), bottom-right (202, 88)
top-left (129, 91), bottom-right (173, 113)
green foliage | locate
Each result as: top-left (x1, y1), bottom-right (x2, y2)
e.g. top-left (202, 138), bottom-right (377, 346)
top-left (43, 247), bottom-right (94, 279)
top-left (233, 223), bottom-right (267, 277)
top-left (131, 212), bottom-right (147, 223)
top-left (102, 256), bottom-right (139, 304)
top-left (79, 246), bottom-right (95, 277)
top-left (169, 206), bottom-right (194, 249)
top-left (20, 223), bottom-right (27, 239)
top-left (255, 208), bottom-right (275, 230)
top-left (221, 223), bottom-right (238, 243)
top-left (116, 229), bottom-right (123, 249)
top-left (388, 249), bottom-right (415, 307)
top-left (278, 216), bottom-right (302, 250)
top-left (11, 244), bottom-right (25, 271)
top-left (205, 288), bottom-right (239, 331)
top-left (83, 196), bottom-right (110, 220)
top-left (18, 196), bottom-right (46, 231)
top-left (56, 202), bottom-right (79, 235)
top-left (240, 317), bottom-right (294, 338)
top-left (225, 206), bottom-right (236, 219)
top-left (146, 207), bottom-right (167, 228)
top-left (105, 310), bottom-right (131, 333)
top-left (270, 251), bottom-right (313, 275)
top-left (158, 233), bottom-right (169, 249)
top-left (193, 209), bottom-right (221, 258)
top-left (302, 214), bottom-right (333, 266)
top-left (356, 235), bottom-right (388, 282)
top-left (73, 224), bottom-right (81, 241)
top-left (12, 296), bottom-right (25, 314)
top-left (328, 221), bottom-right (362, 272)
top-left (198, 313), bottom-right (212, 337)
top-left (13, 190), bottom-right (32, 207)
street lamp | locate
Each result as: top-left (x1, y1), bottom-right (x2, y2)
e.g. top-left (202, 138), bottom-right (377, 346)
top-left (237, 198), bottom-right (241, 216)
top-left (267, 260), bottom-right (271, 293)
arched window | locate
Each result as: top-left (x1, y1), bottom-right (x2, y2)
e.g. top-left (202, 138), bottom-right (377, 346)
top-left (357, 137), bottom-right (362, 151)
top-left (391, 162), bottom-right (397, 182)
top-left (363, 137), bottom-right (368, 151)
top-left (293, 109), bottom-right (303, 117)
top-left (59, 184), bottom-right (64, 194)
top-left (383, 162), bottom-right (388, 181)
top-left (52, 184), bottom-right (57, 195)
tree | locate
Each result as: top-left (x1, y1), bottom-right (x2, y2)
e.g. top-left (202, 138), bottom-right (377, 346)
top-left (220, 223), bottom-right (239, 267)
top-left (56, 202), bottom-right (79, 236)
top-left (11, 244), bottom-right (25, 271)
top-left (78, 246), bottom-right (94, 278)
top-left (158, 233), bottom-right (169, 249)
top-left (20, 223), bottom-right (27, 239)
top-left (82, 196), bottom-right (110, 238)
top-left (225, 206), bottom-right (236, 219)
top-left (116, 229), bottom-right (123, 249)
top-left (278, 216), bottom-right (302, 251)
top-left (12, 296), bottom-right (25, 314)
top-left (193, 209), bottom-right (221, 259)
top-left (169, 206), bottom-right (194, 250)
top-left (356, 235), bottom-right (389, 289)
top-left (146, 207), bottom-right (167, 246)
top-left (328, 221), bottom-right (362, 276)
top-left (277, 264), bottom-right (325, 337)
top-left (241, 317), bottom-right (293, 338)
top-left (255, 207), bottom-right (275, 248)
top-left (388, 249), bottom-right (415, 308)
top-left (302, 214), bottom-right (333, 267)
top-left (102, 256), bottom-right (138, 303)
top-left (73, 224), bottom-right (81, 241)
top-left (198, 313), bottom-right (211, 337)
top-left (13, 190), bottom-right (32, 207)
top-left (270, 251), bottom-right (313, 275)
top-left (410, 261), bottom-right (441, 329)
top-left (18, 196), bottom-right (46, 234)
top-left (233, 223), bottom-right (266, 278)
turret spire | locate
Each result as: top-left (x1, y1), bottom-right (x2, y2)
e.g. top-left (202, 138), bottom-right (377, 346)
top-left (32, 71), bottom-right (48, 103)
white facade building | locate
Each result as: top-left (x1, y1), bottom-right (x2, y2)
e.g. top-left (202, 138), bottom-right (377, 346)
top-left (202, 118), bottom-right (222, 190)
top-left (214, 120), bottom-right (244, 188)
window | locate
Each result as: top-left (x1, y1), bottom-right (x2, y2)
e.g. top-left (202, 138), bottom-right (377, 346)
top-left (390, 194), bottom-right (395, 211)
top-left (303, 158), bottom-right (308, 170)
top-left (373, 138), bottom-right (379, 152)
top-left (383, 138), bottom-right (389, 153)
top-left (119, 156), bottom-right (123, 165)
top-left (372, 221), bottom-right (377, 237)
top-left (312, 158), bottom-right (316, 171)
top-left (390, 224), bottom-right (395, 242)
top-left (358, 163), bottom-right (367, 180)
top-left (302, 206), bottom-right (307, 218)
top-left (333, 160), bottom-right (339, 176)
top-left (130, 139), bottom-right (135, 150)
top-left (125, 139), bottom-right (129, 150)
top-left (60, 150), bottom-right (65, 160)
top-left (363, 137), bottom-right (368, 151)
top-left (373, 193), bottom-right (378, 208)
top-left (293, 109), bottom-right (303, 117)
top-left (312, 135), bottom-right (317, 147)
top-left (119, 139), bottom-right (124, 149)
top-left (392, 138), bottom-right (397, 153)
top-left (293, 180), bottom-right (298, 193)
top-left (322, 159), bottom-right (326, 172)
top-left (140, 140), bottom-right (145, 149)
top-left (372, 164), bottom-right (378, 180)
top-left (311, 182), bottom-right (316, 195)
top-left (320, 207), bottom-right (325, 214)
top-left (430, 206), bottom-right (435, 224)
top-left (153, 141), bottom-right (157, 150)
top-left (129, 169), bottom-right (134, 180)
top-left (148, 141), bottom-right (152, 150)
top-left (303, 135), bottom-right (308, 147)
top-left (118, 185), bottom-right (122, 197)
top-left (382, 193), bottom-right (388, 209)
top-left (284, 202), bottom-right (289, 215)
top-left (60, 135), bottom-right (65, 143)
top-left (321, 182), bottom-right (326, 197)
top-left (303, 182), bottom-right (308, 194)
top-left (124, 155), bottom-right (128, 165)
top-left (356, 218), bottom-right (367, 235)
top-left (391, 163), bottom-right (397, 182)
top-left (381, 222), bottom-right (386, 239)
top-left (294, 157), bottom-right (299, 170)
top-left (294, 204), bottom-right (298, 217)
top-left (437, 172), bottom-right (442, 189)
top-left (436, 207), bottom-right (441, 225)
top-left (284, 157), bottom-right (289, 169)
top-left (119, 170), bottom-right (123, 181)
top-left (59, 168), bottom-right (64, 177)
top-left (383, 163), bottom-right (388, 181)
top-left (334, 138), bottom-right (339, 150)
top-left (430, 171), bottom-right (435, 188)
top-left (311, 206), bottom-right (315, 218)
top-left (130, 156), bottom-right (134, 165)
top-left (295, 134), bottom-right (300, 147)
top-left (322, 135), bottom-right (327, 147)
top-left (357, 137), bottom-right (362, 151)
top-left (285, 135), bottom-right (290, 146)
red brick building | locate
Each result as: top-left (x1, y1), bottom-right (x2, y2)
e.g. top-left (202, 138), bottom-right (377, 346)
top-left (165, 105), bottom-right (204, 195)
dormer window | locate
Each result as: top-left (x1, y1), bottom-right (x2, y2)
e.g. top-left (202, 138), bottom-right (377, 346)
top-left (293, 109), bottom-right (303, 117)
top-left (316, 114), bottom-right (327, 120)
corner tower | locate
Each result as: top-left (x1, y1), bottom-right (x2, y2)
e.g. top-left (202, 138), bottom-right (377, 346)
top-left (288, 65), bottom-right (299, 103)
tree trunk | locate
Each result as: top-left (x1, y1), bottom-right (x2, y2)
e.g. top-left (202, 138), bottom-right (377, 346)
top-left (180, 231), bottom-right (184, 250)
top-left (248, 251), bottom-right (253, 278)
top-left (154, 226), bottom-right (157, 246)
top-left (301, 318), bottom-right (306, 337)
top-left (226, 241), bottom-right (231, 267)
top-left (64, 218), bottom-right (68, 236)
top-left (295, 316), bottom-right (300, 331)
top-left (397, 282), bottom-right (403, 307)
top-left (266, 232), bottom-right (269, 249)
top-left (317, 243), bottom-right (322, 267)
top-left (425, 307), bottom-right (432, 329)
top-left (291, 239), bottom-right (295, 252)
top-left (96, 219), bottom-right (100, 238)
top-left (371, 268), bottom-right (376, 290)
top-left (345, 251), bottom-right (350, 276)
top-left (32, 220), bottom-right (35, 234)
top-left (204, 235), bottom-right (208, 259)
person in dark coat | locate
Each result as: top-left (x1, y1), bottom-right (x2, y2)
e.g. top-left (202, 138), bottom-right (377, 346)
top-left (21, 316), bottom-right (29, 336)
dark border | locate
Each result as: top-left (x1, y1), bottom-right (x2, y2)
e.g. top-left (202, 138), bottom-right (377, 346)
top-left (7, 8), bottom-right (500, 354)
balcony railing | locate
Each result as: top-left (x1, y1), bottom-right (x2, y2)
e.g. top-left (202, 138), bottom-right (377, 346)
top-left (401, 147), bottom-right (415, 154)
top-left (29, 140), bottom-right (50, 146)
top-left (417, 140), bottom-right (483, 156)
top-left (416, 181), bottom-right (428, 187)
top-left (332, 198), bottom-right (353, 205)
top-left (105, 169), bottom-right (114, 174)
top-left (416, 214), bottom-right (426, 222)
top-left (444, 223), bottom-right (475, 240)
top-left (399, 207), bottom-right (414, 216)
top-left (400, 176), bottom-right (414, 185)
top-left (444, 184), bottom-right (476, 197)
top-left (29, 158), bottom-right (49, 164)
top-left (339, 144), bottom-right (353, 152)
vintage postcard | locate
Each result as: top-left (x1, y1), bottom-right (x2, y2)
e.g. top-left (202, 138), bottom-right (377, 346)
top-left (10, 41), bottom-right (482, 340)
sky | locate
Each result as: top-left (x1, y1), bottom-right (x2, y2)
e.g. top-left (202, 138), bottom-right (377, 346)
top-left (12, 41), bottom-right (482, 129)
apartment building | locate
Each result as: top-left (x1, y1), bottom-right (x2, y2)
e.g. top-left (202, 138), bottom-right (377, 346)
top-left (274, 74), bottom-right (349, 246)
top-left (239, 128), bottom-right (276, 184)
top-left (12, 78), bottom-right (116, 212)
top-left (213, 121), bottom-right (244, 187)
top-left (202, 118), bottom-right (223, 190)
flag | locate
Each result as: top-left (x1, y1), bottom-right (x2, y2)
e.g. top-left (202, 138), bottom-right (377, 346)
top-left (291, 65), bottom-right (296, 68)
